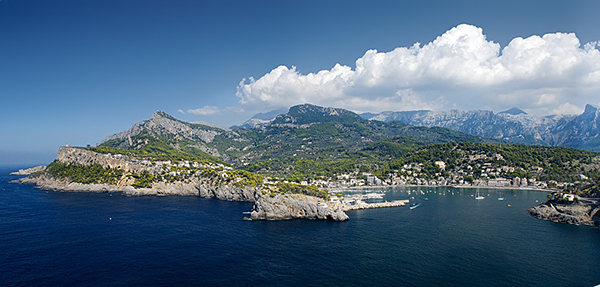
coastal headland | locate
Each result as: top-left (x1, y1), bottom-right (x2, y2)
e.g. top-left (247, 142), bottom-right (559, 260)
top-left (15, 146), bottom-right (413, 221)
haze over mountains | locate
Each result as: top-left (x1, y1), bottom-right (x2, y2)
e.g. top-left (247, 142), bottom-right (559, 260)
top-left (241, 104), bottom-right (600, 152)
top-left (361, 104), bottom-right (600, 152)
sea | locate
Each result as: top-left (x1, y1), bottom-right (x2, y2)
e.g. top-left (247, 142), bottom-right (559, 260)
top-left (1, 165), bottom-right (599, 287)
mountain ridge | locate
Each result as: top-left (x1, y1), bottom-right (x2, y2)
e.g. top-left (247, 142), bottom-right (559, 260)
top-left (94, 104), bottom-right (500, 176)
top-left (360, 104), bottom-right (600, 151)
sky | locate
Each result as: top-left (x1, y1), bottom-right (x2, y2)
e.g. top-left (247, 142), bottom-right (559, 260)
top-left (1, 0), bottom-right (600, 165)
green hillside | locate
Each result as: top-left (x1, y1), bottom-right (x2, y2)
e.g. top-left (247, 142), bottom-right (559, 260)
top-left (89, 104), bottom-right (600, 194)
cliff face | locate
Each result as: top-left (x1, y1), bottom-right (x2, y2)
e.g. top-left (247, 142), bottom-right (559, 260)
top-left (21, 146), bottom-right (351, 221)
top-left (19, 174), bottom-right (258, 201)
top-left (250, 194), bottom-right (349, 221)
top-left (57, 146), bottom-right (155, 173)
top-left (10, 165), bottom-right (46, 175)
top-left (23, 146), bottom-right (257, 200)
top-left (21, 174), bottom-right (351, 220)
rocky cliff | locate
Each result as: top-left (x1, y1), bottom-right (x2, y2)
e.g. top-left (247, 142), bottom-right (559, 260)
top-left (19, 146), bottom-right (352, 221)
top-left (19, 173), bottom-right (259, 201)
top-left (10, 165), bottom-right (46, 175)
top-left (21, 173), bottom-right (351, 221)
top-left (249, 193), bottom-right (349, 221)
top-left (528, 201), bottom-right (600, 226)
top-left (57, 146), bottom-right (155, 173)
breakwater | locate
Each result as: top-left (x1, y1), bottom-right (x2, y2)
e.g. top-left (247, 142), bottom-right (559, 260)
top-left (343, 199), bottom-right (409, 211)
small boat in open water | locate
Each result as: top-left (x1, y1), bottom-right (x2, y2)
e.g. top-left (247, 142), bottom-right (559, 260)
top-left (475, 187), bottom-right (485, 200)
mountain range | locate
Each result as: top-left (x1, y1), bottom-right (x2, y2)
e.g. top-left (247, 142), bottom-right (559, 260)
top-left (359, 104), bottom-right (600, 152)
top-left (97, 104), bottom-right (499, 176)
top-left (98, 104), bottom-right (600, 169)
top-left (26, 102), bottom-right (599, 199)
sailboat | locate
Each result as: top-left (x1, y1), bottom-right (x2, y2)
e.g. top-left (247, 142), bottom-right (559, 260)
top-left (475, 186), bottom-right (485, 200)
top-left (498, 191), bottom-right (505, 201)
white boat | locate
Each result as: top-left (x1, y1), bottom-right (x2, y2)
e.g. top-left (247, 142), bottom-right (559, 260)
top-left (475, 187), bottom-right (485, 200)
top-left (498, 191), bottom-right (504, 201)
top-left (409, 203), bottom-right (420, 210)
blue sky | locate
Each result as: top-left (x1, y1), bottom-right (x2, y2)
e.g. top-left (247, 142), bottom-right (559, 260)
top-left (1, 0), bottom-right (600, 165)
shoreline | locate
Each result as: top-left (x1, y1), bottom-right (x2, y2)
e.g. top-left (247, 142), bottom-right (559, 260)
top-left (15, 175), bottom-right (416, 222)
top-left (330, 184), bottom-right (554, 193)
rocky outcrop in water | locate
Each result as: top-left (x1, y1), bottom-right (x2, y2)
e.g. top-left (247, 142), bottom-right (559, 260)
top-left (10, 165), bottom-right (46, 175)
top-left (249, 194), bottom-right (349, 221)
top-left (528, 201), bottom-right (600, 226)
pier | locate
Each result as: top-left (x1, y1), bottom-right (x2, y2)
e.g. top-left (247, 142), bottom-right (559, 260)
top-left (342, 199), bottom-right (410, 211)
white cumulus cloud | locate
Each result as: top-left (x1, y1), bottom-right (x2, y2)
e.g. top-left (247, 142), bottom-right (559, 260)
top-left (185, 105), bottom-right (223, 116)
top-left (236, 24), bottom-right (600, 115)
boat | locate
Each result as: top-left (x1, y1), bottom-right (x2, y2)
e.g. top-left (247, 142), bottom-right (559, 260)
top-left (409, 203), bottom-right (421, 210)
top-left (498, 191), bottom-right (504, 201)
top-left (475, 186), bottom-right (485, 200)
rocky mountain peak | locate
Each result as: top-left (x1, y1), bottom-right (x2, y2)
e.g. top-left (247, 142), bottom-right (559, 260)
top-left (150, 110), bottom-right (177, 122)
top-left (583, 104), bottom-right (600, 117)
top-left (275, 104), bottom-right (362, 125)
top-left (499, 107), bottom-right (527, 115)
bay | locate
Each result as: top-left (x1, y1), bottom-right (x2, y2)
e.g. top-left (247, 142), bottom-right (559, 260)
top-left (1, 166), bottom-right (599, 287)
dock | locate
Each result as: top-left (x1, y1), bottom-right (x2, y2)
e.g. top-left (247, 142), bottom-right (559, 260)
top-left (342, 199), bottom-right (409, 211)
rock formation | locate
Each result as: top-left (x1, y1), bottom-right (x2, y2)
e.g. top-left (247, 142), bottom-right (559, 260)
top-left (10, 165), bottom-right (46, 175)
top-left (249, 193), bottom-right (349, 221)
top-left (528, 201), bottom-right (600, 226)
top-left (56, 146), bottom-right (155, 173)
top-left (18, 146), bottom-right (352, 221)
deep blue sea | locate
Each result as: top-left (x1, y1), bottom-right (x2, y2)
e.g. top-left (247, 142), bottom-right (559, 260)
top-left (2, 165), bottom-right (599, 287)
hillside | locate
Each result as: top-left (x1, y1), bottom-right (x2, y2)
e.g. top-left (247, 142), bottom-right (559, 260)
top-left (96, 104), bottom-right (499, 178)
top-left (89, 104), bottom-right (600, 188)
top-left (376, 142), bottom-right (600, 188)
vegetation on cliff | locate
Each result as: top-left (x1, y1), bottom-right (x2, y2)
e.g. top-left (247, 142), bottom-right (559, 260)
top-left (88, 140), bottom-right (225, 165)
top-left (264, 182), bottom-right (330, 200)
top-left (564, 176), bottom-right (600, 198)
top-left (44, 160), bottom-right (123, 185)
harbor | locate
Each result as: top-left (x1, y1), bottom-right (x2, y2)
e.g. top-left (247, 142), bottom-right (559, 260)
top-left (328, 191), bottom-right (410, 211)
